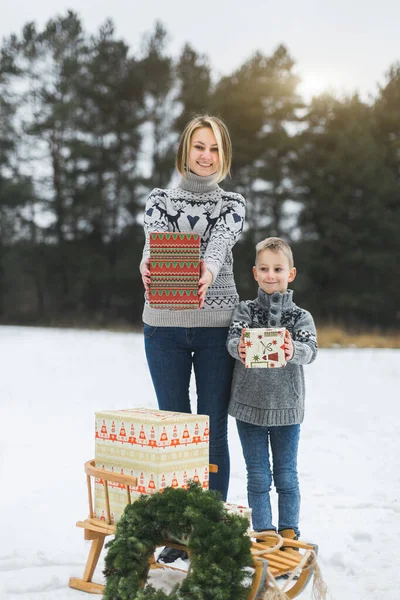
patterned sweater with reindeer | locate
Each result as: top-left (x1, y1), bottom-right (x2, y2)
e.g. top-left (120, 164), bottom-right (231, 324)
top-left (140, 171), bottom-right (246, 328)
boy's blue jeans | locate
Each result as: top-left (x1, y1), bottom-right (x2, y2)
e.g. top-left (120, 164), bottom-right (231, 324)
top-left (236, 420), bottom-right (301, 536)
top-left (143, 324), bottom-right (234, 500)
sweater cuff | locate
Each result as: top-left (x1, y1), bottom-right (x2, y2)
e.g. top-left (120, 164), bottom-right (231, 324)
top-left (289, 341), bottom-right (310, 365)
top-left (227, 337), bottom-right (241, 360)
top-left (203, 260), bottom-right (220, 284)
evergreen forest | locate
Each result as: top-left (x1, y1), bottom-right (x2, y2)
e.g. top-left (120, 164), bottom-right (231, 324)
top-left (1, 12), bottom-right (399, 329)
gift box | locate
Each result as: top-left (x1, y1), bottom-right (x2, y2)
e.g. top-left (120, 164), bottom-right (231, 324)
top-left (94, 407), bottom-right (210, 523)
top-left (224, 502), bottom-right (252, 530)
top-left (149, 232), bottom-right (200, 309)
top-left (244, 327), bottom-right (286, 368)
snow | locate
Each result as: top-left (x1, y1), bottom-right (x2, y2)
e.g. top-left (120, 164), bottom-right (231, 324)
top-left (0, 325), bottom-right (399, 600)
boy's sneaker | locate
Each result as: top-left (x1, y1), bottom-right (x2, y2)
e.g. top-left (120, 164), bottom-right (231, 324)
top-left (254, 529), bottom-right (278, 544)
top-left (276, 529), bottom-right (300, 580)
top-left (279, 528), bottom-right (299, 557)
top-left (157, 547), bottom-right (189, 564)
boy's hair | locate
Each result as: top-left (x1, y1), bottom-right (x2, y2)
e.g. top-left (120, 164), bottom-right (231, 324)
top-left (176, 114), bottom-right (232, 183)
top-left (255, 237), bottom-right (294, 269)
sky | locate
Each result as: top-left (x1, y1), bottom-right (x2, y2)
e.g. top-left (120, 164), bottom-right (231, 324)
top-left (0, 325), bottom-right (399, 599)
top-left (1, 0), bottom-right (399, 101)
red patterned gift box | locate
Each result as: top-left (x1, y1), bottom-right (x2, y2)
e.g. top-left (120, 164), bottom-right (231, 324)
top-left (149, 232), bottom-right (200, 309)
top-left (244, 327), bottom-right (287, 368)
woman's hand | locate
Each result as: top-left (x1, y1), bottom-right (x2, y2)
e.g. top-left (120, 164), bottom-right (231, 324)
top-left (198, 261), bottom-right (213, 309)
top-left (141, 258), bottom-right (151, 296)
top-left (238, 330), bottom-right (246, 364)
top-left (284, 329), bottom-right (294, 361)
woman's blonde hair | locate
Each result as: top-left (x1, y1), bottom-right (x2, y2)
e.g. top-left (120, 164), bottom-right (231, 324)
top-left (176, 114), bottom-right (232, 183)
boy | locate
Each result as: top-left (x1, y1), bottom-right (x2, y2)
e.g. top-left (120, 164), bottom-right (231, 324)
top-left (226, 237), bottom-right (317, 546)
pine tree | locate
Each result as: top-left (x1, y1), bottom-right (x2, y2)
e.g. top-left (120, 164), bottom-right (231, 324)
top-left (0, 37), bottom-right (37, 319)
top-left (174, 43), bottom-right (212, 132)
top-left (213, 45), bottom-right (303, 238)
top-left (139, 22), bottom-right (176, 190)
top-left (293, 94), bottom-right (399, 326)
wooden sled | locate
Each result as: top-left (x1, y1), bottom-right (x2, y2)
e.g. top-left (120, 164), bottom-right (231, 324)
top-left (69, 460), bottom-right (320, 599)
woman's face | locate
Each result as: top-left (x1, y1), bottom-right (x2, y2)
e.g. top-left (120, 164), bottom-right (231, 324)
top-left (188, 127), bottom-right (219, 177)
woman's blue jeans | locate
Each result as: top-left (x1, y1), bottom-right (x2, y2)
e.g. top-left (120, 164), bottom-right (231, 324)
top-left (236, 420), bottom-right (301, 536)
top-left (144, 325), bottom-right (234, 500)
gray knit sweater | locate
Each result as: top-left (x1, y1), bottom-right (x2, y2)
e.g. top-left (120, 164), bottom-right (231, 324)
top-left (226, 288), bottom-right (318, 426)
top-left (140, 172), bottom-right (246, 327)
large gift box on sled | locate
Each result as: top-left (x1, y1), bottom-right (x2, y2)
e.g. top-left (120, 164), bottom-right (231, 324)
top-left (95, 407), bottom-right (210, 523)
top-left (149, 232), bottom-right (201, 309)
top-left (244, 327), bottom-right (287, 368)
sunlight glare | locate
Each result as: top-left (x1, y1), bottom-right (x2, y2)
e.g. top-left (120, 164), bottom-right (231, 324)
top-left (298, 71), bottom-right (344, 101)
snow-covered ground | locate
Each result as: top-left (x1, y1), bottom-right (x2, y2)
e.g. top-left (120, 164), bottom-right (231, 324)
top-left (0, 326), bottom-right (398, 600)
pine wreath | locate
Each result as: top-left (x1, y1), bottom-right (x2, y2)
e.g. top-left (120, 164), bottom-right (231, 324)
top-left (103, 482), bottom-right (253, 600)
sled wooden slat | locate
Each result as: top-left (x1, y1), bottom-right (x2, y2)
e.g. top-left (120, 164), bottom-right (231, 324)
top-left (69, 578), bottom-right (104, 594)
top-left (84, 459), bottom-right (139, 486)
top-left (103, 481), bottom-right (111, 524)
top-left (257, 552), bottom-right (300, 570)
top-left (68, 459), bottom-right (318, 599)
top-left (281, 538), bottom-right (315, 550)
top-left (252, 545), bottom-right (302, 568)
top-left (248, 558), bottom-right (268, 599)
top-left (86, 474), bottom-right (93, 518)
top-left (76, 519), bottom-right (114, 536)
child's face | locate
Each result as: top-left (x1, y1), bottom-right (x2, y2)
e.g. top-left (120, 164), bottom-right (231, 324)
top-left (253, 249), bottom-right (296, 294)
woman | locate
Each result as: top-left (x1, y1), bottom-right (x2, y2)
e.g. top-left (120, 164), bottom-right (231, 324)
top-left (140, 114), bottom-right (245, 506)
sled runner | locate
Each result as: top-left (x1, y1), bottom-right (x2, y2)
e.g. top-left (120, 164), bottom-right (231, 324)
top-left (69, 460), bottom-right (323, 599)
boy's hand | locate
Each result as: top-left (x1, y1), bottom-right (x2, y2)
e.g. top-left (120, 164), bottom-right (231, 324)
top-left (284, 329), bottom-right (294, 361)
top-left (238, 330), bottom-right (246, 364)
top-left (198, 261), bottom-right (213, 309)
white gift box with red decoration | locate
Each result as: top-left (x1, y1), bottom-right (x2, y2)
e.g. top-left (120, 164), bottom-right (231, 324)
top-left (224, 502), bottom-right (252, 530)
top-left (243, 327), bottom-right (286, 368)
top-left (94, 407), bottom-right (209, 523)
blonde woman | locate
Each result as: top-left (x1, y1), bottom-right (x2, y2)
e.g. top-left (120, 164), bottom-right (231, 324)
top-left (140, 115), bottom-right (246, 526)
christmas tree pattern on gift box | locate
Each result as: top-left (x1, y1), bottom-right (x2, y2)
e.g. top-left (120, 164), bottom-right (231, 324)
top-left (149, 232), bottom-right (201, 309)
top-left (244, 327), bottom-right (287, 368)
top-left (94, 408), bottom-right (210, 522)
